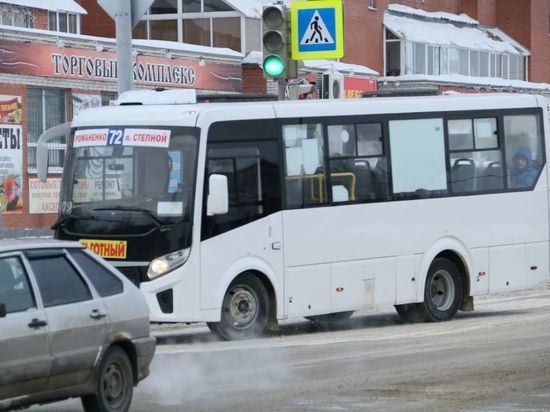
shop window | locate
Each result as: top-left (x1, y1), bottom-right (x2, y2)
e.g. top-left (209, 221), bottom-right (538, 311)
top-left (48, 11), bottom-right (79, 34)
top-left (183, 18), bottom-right (210, 46)
top-left (133, 20), bottom-right (148, 39)
top-left (479, 52), bottom-right (489, 77)
top-left (48, 11), bottom-right (56, 30)
top-left (27, 88), bottom-right (66, 172)
top-left (413, 43), bottom-right (426, 74)
top-left (150, 19), bottom-right (178, 41)
top-left (212, 17), bottom-right (241, 52)
top-left (150, 0), bottom-right (178, 14)
top-left (470, 50), bottom-right (479, 77)
top-left (448, 47), bottom-right (459, 75)
top-left (0, 4), bottom-right (32, 28)
top-left (504, 114), bottom-right (543, 190)
top-left (459, 49), bottom-right (469, 76)
top-left (182, 0), bottom-right (201, 12)
top-left (502, 54), bottom-right (509, 79)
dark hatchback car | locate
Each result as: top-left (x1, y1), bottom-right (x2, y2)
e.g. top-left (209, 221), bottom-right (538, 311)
top-left (0, 239), bottom-right (155, 412)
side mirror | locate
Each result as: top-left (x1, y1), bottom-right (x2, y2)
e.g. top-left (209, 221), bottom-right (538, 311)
top-left (0, 303), bottom-right (6, 318)
top-left (207, 174), bottom-right (229, 216)
top-left (37, 122), bottom-right (71, 183)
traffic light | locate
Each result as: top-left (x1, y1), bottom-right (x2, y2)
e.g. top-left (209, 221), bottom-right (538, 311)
top-left (262, 5), bottom-right (297, 79)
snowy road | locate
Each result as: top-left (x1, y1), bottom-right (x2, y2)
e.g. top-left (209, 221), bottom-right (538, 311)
top-left (31, 282), bottom-right (550, 412)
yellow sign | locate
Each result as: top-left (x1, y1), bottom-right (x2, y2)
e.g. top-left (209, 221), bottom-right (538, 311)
top-left (291, 0), bottom-right (344, 60)
top-left (80, 239), bottom-right (127, 259)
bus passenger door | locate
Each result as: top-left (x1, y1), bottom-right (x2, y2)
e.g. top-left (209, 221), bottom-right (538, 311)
top-left (200, 120), bottom-right (284, 314)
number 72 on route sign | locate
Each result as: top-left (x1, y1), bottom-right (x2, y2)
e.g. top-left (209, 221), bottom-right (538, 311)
top-left (291, 0), bottom-right (344, 60)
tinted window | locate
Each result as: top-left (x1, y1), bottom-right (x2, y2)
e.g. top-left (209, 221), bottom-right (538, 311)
top-left (504, 114), bottom-right (544, 189)
top-left (28, 254), bottom-right (92, 307)
top-left (0, 256), bottom-right (35, 314)
top-left (203, 120), bottom-right (282, 239)
top-left (69, 250), bottom-right (123, 297)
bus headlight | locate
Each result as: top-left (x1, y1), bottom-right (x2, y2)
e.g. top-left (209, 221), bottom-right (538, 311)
top-left (148, 248), bottom-right (190, 280)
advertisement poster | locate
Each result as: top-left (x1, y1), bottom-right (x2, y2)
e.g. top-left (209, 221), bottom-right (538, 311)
top-left (29, 178), bottom-right (61, 214)
top-left (344, 77), bottom-right (377, 98)
top-left (0, 95), bottom-right (23, 214)
top-left (73, 93), bottom-right (101, 117)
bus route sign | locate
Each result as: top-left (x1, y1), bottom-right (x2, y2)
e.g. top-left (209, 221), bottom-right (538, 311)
top-left (291, 0), bottom-right (344, 60)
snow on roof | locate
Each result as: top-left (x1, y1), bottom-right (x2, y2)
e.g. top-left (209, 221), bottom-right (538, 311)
top-left (302, 59), bottom-right (379, 76)
top-left (0, 0), bottom-right (87, 14)
top-left (384, 10), bottom-right (529, 55)
top-left (381, 74), bottom-right (550, 92)
top-left (388, 4), bottom-right (477, 25)
top-left (242, 50), bottom-right (263, 65)
top-left (243, 51), bottom-right (379, 76)
top-left (223, 0), bottom-right (291, 18)
top-left (0, 24), bottom-right (242, 59)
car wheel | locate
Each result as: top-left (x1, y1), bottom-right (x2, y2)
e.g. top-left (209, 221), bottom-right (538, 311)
top-left (82, 347), bottom-right (134, 412)
top-left (208, 274), bottom-right (269, 341)
top-left (395, 258), bottom-right (462, 323)
top-left (305, 311), bottom-right (354, 323)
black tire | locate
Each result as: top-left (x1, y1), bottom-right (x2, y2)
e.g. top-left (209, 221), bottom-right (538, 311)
top-left (305, 311), bottom-right (354, 323)
top-left (208, 274), bottom-right (270, 341)
top-left (395, 258), bottom-right (463, 323)
top-left (82, 347), bottom-right (134, 412)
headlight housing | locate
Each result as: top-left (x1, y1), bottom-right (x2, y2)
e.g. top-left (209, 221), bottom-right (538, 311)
top-left (147, 248), bottom-right (190, 280)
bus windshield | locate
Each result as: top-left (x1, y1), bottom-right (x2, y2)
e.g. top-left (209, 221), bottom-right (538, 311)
top-left (60, 126), bottom-right (199, 222)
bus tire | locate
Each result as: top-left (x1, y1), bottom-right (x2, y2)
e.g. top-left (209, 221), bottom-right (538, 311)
top-left (395, 258), bottom-right (462, 323)
top-left (305, 311), bottom-right (354, 324)
top-left (209, 274), bottom-right (270, 341)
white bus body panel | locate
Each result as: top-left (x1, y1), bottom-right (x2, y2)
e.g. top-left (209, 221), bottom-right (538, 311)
top-left (137, 94), bottom-right (550, 323)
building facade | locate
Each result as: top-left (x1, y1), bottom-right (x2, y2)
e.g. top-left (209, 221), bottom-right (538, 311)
top-left (0, 0), bottom-right (243, 237)
top-left (344, 0), bottom-right (550, 84)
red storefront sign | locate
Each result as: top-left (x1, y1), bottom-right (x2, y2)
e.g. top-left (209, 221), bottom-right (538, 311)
top-left (0, 40), bottom-right (242, 92)
top-left (344, 77), bottom-right (377, 98)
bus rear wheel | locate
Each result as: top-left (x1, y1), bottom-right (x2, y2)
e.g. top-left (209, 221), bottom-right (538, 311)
top-left (395, 257), bottom-right (463, 323)
top-left (208, 274), bottom-right (269, 341)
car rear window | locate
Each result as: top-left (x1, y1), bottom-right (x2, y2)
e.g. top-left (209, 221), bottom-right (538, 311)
top-left (28, 253), bottom-right (92, 308)
top-left (69, 250), bottom-right (124, 297)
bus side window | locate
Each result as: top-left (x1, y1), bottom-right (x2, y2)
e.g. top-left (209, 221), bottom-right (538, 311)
top-left (283, 123), bottom-right (327, 207)
top-left (447, 118), bottom-right (503, 194)
top-left (202, 120), bottom-right (282, 240)
top-left (389, 118), bottom-right (448, 198)
top-left (503, 114), bottom-right (544, 190)
top-left (327, 122), bottom-right (388, 203)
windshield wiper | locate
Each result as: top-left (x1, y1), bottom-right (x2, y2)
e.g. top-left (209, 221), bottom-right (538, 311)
top-left (92, 206), bottom-right (163, 228)
top-left (51, 214), bottom-right (96, 230)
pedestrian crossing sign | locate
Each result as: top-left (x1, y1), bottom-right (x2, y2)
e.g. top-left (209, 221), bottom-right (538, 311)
top-left (291, 0), bottom-right (344, 60)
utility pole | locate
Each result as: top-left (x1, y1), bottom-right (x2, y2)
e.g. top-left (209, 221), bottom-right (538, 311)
top-left (115, 0), bottom-right (133, 94)
top-left (98, 0), bottom-right (153, 94)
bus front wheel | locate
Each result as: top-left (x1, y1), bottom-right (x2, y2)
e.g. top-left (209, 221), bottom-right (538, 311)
top-left (208, 274), bottom-right (270, 341)
top-left (395, 258), bottom-right (463, 323)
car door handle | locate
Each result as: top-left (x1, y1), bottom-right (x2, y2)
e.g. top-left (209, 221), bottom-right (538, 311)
top-left (90, 309), bottom-right (108, 320)
top-left (28, 318), bottom-right (48, 329)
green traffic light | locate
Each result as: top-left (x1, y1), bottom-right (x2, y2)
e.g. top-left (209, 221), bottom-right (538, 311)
top-left (263, 55), bottom-right (285, 77)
